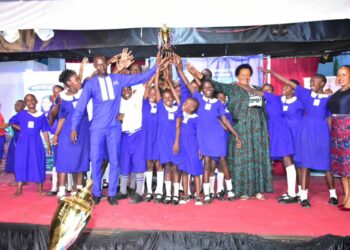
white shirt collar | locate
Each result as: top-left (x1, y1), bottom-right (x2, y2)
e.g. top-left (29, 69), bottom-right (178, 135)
top-left (164, 104), bottom-right (178, 113)
top-left (311, 92), bottom-right (328, 99)
top-left (281, 96), bottom-right (297, 104)
top-left (202, 96), bottom-right (217, 103)
top-left (28, 111), bottom-right (43, 117)
top-left (60, 89), bottom-right (82, 101)
top-left (183, 111), bottom-right (198, 119)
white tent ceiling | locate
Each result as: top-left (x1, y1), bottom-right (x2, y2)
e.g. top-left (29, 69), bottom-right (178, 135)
top-left (0, 0), bottom-right (349, 30)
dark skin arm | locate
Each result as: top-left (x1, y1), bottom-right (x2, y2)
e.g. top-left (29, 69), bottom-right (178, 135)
top-left (260, 68), bottom-right (297, 89)
top-left (220, 115), bottom-right (242, 149)
top-left (173, 117), bottom-right (181, 154)
top-left (48, 104), bottom-right (60, 126)
top-left (154, 68), bottom-right (161, 103)
top-left (52, 118), bottom-right (65, 145)
top-left (165, 75), bottom-right (180, 105)
top-left (143, 75), bottom-right (156, 100)
top-left (173, 55), bottom-right (195, 95)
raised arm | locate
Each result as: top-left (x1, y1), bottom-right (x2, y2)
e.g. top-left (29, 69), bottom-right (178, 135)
top-left (166, 76), bottom-right (180, 105)
top-left (261, 68), bottom-right (298, 89)
top-left (174, 56), bottom-right (195, 95)
top-left (143, 75), bottom-right (156, 100)
top-left (154, 68), bottom-right (161, 103)
top-left (79, 57), bottom-right (89, 81)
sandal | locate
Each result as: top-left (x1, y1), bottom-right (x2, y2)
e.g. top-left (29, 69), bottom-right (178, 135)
top-left (145, 193), bottom-right (153, 202)
top-left (172, 196), bottom-right (179, 205)
top-left (227, 190), bottom-right (235, 201)
top-left (203, 195), bottom-right (211, 205)
top-left (240, 195), bottom-right (249, 200)
top-left (195, 197), bottom-right (203, 206)
top-left (154, 193), bottom-right (163, 203)
top-left (163, 196), bottom-right (172, 204)
top-left (179, 196), bottom-right (190, 205)
top-left (256, 193), bottom-right (265, 200)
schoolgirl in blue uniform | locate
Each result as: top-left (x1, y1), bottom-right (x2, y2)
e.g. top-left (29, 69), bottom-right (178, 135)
top-left (4, 100), bottom-right (25, 175)
top-left (71, 55), bottom-right (158, 205)
top-left (12, 94), bottom-right (52, 196)
top-left (175, 57), bottom-right (242, 204)
top-left (266, 70), bottom-right (338, 208)
top-left (155, 68), bottom-right (183, 205)
top-left (52, 70), bottom-right (90, 200)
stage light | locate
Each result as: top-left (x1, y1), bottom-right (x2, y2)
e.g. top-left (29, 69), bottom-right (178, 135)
top-left (1, 30), bottom-right (20, 43)
top-left (34, 29), bottom-right (54, 41)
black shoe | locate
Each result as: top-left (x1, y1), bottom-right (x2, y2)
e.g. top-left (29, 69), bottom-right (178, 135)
top-left (127, 188), bottom-right (135, 197)
top-left (107, 196), bottom-right (118, 206)
top-left (179, 196), bottom-right (191, 205)
top-left (172, 196), bottom-right (180, 205)
top-left (116, 192), bottom-right (128, 200)
top-left (277, 193), bottom-right (288, 201)
top-left (102, 181), bottom-right (109, 189)
top-left (227, 191), bottom-right (236, 201)
top-left (203, 195), bottom-right (211, 205)
top-left (163, 196), bottom-right (172, 204)
top-left (278, 195), bottom-right (298, 204)
top-left (130, 193), bottom-right (143, 204)
top-left (154, 193), bottom-right (163, 203)
top-left (301, 199), bottom-right (311, 208)
top-left (216, 190), bottom-right (225, 200)
top-left (329, 197), bottom-right (339, 206)
top-left (93, 196), bottom-right (101, 205)
top-left (209, 193), bottom-right (215, 200)
top-left (47, 191), bottom-right (57, 196)
top-left (145, 193), bottom-right (153, 202)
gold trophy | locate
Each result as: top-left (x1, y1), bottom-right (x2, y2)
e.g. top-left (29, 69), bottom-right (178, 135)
top-left (48, 180), bottom-right (94, 250)
top-left (159, 24), bottom-right (173, 57)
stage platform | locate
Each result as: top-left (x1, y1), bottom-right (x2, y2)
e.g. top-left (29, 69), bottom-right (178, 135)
top-left (0, 174), bottom-right (350, 249)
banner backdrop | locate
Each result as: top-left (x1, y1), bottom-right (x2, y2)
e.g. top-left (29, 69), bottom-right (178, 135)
top-left (150, 55), bottom-right (264, 86)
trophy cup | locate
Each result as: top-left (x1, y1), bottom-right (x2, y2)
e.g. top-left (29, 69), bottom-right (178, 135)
top-left (158, 24), bottom-right (173, 57)
top-left (48, 180), bottom-right (94, 250)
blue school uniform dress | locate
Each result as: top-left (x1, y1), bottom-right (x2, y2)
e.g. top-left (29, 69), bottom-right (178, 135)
top-left (193, 91), bottom-right (227, 157)
top-left (179, 112), bottom-right (203, 176)
top-left (120, 85), bottom-right (146, 175)
top-left (294, 86), bottom-right (331, 170)
top-left (12, 111), bottom-right (50, 183)
top-left (157, 101), bottom-right (182, 165)
top-left (71, 67), bottom-right (157, 197)
top-left (263, 92), bottom-right (294, 159)
top-left (56, 90), bottom-right (90, 173)
top-left (280, 96), bottom-right (305, 163)
top-left (4, 114), bottom-right (20, 173)
top-left (143, 99), bottom-right (159, 161)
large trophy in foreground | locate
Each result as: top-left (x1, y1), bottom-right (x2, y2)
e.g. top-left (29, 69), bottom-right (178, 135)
top-left (48, 180), bottom-right (94, 250)
top-left (158, 24), bottom-right (173, 57)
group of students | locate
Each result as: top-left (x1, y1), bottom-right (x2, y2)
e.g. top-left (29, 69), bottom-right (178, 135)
top-left (1, 51), bottom-right (349, 209)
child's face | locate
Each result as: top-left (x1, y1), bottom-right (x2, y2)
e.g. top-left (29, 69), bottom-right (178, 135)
top-left (182, 99), bottom-right (195, 114)
top-left (14, 101), bottom-right (24, 112)
top-left (162, 91), bottom-right (174, 107)
top-left (216, 93), bottom-right (226, 105)
top-left (191, 82), bottom-right (200, 92)
top-left (129, 64), bottom-right (142, 75)
top-left (175, 85), bottom-right (181, 97)
top-left (52, 86), bottom-right (62, 98)
top-left (202, 82), bottom-right (214, 98)
top-left (25, 95), bottom-right (37, 110)
top-left (149, 88), bottom-right (157, 103)
top-left (68, 74), bottom-right (82, 91)
top-left (262, 85), bottom-right (274, 93)
top-left (310, 76), bottom-right (325, 92)
top-left (122, 87), bottom-right (132, 100)
top-left (282, 84), bottom-right (294, 97)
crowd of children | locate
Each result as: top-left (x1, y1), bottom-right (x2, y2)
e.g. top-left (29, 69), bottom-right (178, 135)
top-left (1, 51), bottom-right (349, 210)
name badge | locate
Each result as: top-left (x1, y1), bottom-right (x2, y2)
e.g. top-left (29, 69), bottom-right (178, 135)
top-left (205, 103), bottom-right (212, 111)
top-left (313, 99), bottom-right (320, 106)
top-left (72, 101), bottom-right (78, 108)
top-left (150, 106), bottom-right (157, 114)
top-left (28, 121), bottom-right (34, 128)
top-left (168, 112), bottom-right (174, 120)
top-left (283, 105), bottom-right (289, 111)
top-left (183, 118), bottom-right (188, 124)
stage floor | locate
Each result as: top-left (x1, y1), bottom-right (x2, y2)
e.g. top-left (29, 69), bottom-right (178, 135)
top-left (0, 174), bottom-right (349, 238)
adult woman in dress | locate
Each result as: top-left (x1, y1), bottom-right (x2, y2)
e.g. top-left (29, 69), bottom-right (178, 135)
top-left (328, 65), bottom-right (350, 210)
top-left (188, 64), bottom-right (273, 199)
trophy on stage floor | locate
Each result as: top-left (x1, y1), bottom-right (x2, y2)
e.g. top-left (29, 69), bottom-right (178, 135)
top-left (48, 180), bottom-right (94, 250)
top-left (158, 24), bottom-right (173, 57)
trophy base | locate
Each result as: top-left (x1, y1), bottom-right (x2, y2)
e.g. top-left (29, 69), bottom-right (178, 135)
top-left (160, 48), bottom-right (173, 58)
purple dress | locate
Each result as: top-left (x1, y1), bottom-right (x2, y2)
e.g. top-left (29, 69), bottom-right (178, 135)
top-left (179, 112), bottom-right (203, 176)
top-left (294, 86), bottom-right (331, 170)
top-left (12, 111), bottom-right (50, 183)
top-left (56, 90), bottom-right (90, 173)
top-left (193, 91), bottom-right (227, 157)
top-left (5, 114), bottom-right (20, 173)
top-left (263, 92), bottom-right (294, 159)
top-left (280, 96), bottom-right (304, 164)
top-left (156, 101), bottom-right (182, 165)
top-left (142, 99), bottom-right (159, 161)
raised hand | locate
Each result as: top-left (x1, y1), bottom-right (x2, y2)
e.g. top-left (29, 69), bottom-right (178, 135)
top-left (116, 48), bottom-right (134, 72)
top-left (259, 67), bottom-right (271, 74)
top-left (173, 54), bottom-right (183, 71)
top-left (187, 63), bottom-right (203, 79)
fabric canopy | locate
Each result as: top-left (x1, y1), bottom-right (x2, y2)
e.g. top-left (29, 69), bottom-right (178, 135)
top-left (0, 0), bottom-right (349, 30)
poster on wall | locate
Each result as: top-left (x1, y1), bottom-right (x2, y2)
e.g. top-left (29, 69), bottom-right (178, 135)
top-left (23, 71), bottom-right (63, 172)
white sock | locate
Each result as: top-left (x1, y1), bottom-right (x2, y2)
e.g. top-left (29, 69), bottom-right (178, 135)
top-left (51, 167), bottom-right (58, 192)
top-left (297, 185), bottom-right (302, 196)
top-left (300, 189), bottom-right (308, 201)
top-left (129, 173), bottom-right (136, 189)
top-left (67, 174), bottom-right (74, 191)
top-left (179, 176), bottom-right (183, 191)
top-left (209, 176), bottom-right (215, 194)
top-left (165, 181), bottom-right (172, 197)
top-left (217, 172), bottom-right (224, 192)
top-left (145, 171), bottom-right (153, 194)
top-left (58, 186), bottom-right (65, 197)
top-left (285, 164), bottom-right (296, 197)
top-left (329, 189), bottom-right (337, 198)
top-left (135, 173), bottom-right (145, 195)
top-left (173, 182), bottom-right (180, 197)
top-left (203, 183), bottom-right (210, 196)
top-left (225, 179), bottom-right (235, 197)
top-left (76, 185), bottom-right (83, 190)
top-left (155, 171), bottom-right (164, 194)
